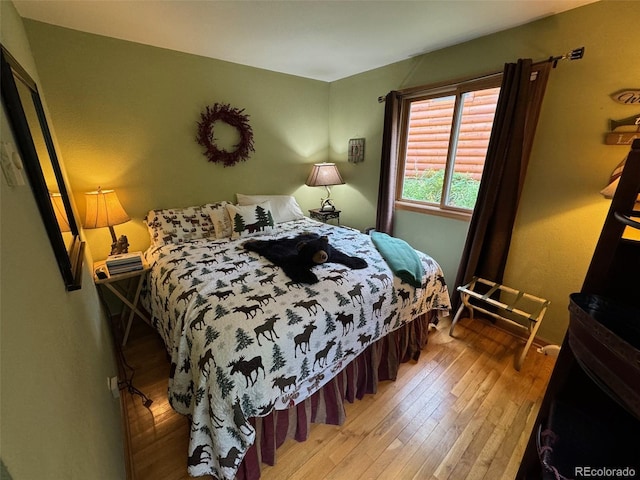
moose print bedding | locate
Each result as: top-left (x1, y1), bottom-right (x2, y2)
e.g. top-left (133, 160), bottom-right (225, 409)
top-left (142, 217), bottom-right (450, 479)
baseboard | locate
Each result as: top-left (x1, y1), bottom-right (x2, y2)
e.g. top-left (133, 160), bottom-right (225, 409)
top-left (110, 313), bottom-right (136, 480)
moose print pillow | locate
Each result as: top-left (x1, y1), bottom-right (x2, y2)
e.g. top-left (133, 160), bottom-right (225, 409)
top-left (145, 202), bottom-right (230, 247)
top-left (225, 201), bottom-right (276, 239)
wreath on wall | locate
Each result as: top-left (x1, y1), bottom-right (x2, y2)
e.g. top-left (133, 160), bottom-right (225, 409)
top-left (196, 103), bottom-right (255, 167)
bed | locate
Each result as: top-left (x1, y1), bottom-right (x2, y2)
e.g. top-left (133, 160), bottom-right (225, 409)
top-left (140, 196), bottom-right (451, 479)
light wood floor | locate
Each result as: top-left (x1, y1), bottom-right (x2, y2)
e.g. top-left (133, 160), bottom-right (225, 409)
top-left (121, 315), bottom-right (555, 480)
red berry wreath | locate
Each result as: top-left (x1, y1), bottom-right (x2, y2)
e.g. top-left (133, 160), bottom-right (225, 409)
top-left (196, 103), bottom-right (255, 167)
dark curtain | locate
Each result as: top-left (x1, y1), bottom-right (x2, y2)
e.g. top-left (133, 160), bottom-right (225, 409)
top-left (451, 59), bottom-right (551, 309)
top-left (375, 90), bottom-right (401, 234)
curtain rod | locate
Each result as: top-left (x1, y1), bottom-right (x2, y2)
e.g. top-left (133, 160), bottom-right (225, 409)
top-left (377, 46), bottom-right (585, 103)
top-left (547, 46), bottom-right (585, 68)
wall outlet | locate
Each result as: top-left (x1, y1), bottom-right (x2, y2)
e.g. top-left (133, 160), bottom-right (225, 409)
top-left (108, 376), bottom-right (120, 398)
top-left (537, 344), bottom-right (561, 357)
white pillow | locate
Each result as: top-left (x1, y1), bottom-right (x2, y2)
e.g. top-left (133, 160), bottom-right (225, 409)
top-left (236, 194), bottom-right (304, 224)
top-left (209, 204), bottom-right (233, 239)
top-left (226, 201), bottom-right (276, 239)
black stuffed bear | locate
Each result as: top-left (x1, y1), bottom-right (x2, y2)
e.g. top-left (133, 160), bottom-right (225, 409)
top-left (244, 233), bottom-right (367, 284)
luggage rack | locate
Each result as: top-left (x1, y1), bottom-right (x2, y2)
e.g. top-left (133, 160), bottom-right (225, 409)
top-left (449, 276), bottom-right (550, 370)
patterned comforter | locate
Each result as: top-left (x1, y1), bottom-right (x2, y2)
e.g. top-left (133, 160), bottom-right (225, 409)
top-left (141, 218), bottom-right (450, 479)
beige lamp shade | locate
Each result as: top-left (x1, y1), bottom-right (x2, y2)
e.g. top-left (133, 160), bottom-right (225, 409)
top-left (84, 188), bottom-right (130, 229)
top-left (600, 177), bottom-right (620, 199)
top-left (600, 157), bottom-right (625, 199)
top-left (600, 155), bottom-right (640, 202)
top-left (306, 163), bottom-right (345, 211)
top-left (50, 192), bottom-right (71, 232)
top-left (305, 163), bottom-right (345, 187)
top-left (84, 188), bottom-right (131, 255)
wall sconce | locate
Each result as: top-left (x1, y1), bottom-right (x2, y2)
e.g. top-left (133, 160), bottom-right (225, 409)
top-left (84, 187), bottom-right (131, 255)
top-left (305, 163), bottom-right (345, 211)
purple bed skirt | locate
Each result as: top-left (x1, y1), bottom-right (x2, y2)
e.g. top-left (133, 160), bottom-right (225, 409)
top-left (235, 312), bottom-right (435, 480)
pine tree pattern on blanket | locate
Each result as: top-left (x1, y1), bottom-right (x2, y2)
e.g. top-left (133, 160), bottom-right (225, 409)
top-left (141, 218), bottom-right (451, 479)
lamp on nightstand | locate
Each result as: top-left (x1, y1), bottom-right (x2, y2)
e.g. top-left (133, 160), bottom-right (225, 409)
top-left (50, 192), bottom-right (71, 233)
top-left (600, 154), bottom-right (640, 203)
top-left (305, 162), bottom-right (345, 211)
top-left (84, 187), bottom-right (131, 255)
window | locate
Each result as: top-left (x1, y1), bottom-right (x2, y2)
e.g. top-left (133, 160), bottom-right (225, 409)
top-left (395, 76), bottom-right (502, 218)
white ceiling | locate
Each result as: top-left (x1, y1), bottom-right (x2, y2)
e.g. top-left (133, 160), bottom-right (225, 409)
top-left (14, 0), bottom-right (598, 82)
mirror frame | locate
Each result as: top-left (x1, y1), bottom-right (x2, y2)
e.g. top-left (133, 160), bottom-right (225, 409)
top-left (1, 45), bottom-right (84, 291)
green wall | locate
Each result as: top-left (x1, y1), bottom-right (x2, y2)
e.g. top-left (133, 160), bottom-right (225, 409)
top-left (0, 2), bottom-right (125, 478)
top-left (20, 1), bottom-right (640, 346)
top-left (21, 21), bottom-right (331, 256)
top-left (329, 1), bottom-right (640, 343)
top-left (1, 2), bottom-right (637, 477)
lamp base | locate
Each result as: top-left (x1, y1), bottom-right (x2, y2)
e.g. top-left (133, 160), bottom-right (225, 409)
top-left (110, 234), bottom-right (130, 255)
top-left (320, 198), bottom-right (336, 211)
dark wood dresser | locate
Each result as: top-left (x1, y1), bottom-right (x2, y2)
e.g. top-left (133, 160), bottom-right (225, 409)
top-left (517, 139), bottom-right (640, 479)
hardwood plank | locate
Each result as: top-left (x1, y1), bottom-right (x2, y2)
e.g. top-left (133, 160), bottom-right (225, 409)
top-left (121, 315), bottom-right (555, 480)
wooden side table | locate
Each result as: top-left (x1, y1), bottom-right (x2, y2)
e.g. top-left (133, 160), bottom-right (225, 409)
top-left (94, 261), bottom-right (151, 346)
top-left (309, 208), bottom-right (341, 224)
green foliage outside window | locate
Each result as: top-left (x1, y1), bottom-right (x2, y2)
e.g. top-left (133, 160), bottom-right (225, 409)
top-left (402, 169), bottom-right (481, 210)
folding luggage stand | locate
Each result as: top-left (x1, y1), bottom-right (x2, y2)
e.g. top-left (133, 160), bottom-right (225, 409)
top-left (449, 276), bottom-right (550, 370)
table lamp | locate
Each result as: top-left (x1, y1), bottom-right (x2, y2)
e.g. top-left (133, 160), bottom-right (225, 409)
top-left (305, 163), bottom-right (345, 211)
top-left (50, 192), bottom-right (71, 233)
top-left (600, 154), bottom-right (640, 203)
top-left (84, 187), bottom-right (131, 255)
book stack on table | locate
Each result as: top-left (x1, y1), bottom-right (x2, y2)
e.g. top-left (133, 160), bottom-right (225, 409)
top-left (105, 252), bottom-right (144, 275)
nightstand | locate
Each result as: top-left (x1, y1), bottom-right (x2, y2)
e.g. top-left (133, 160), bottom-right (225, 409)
top-left (94, 261), bottom-right (151, 346)
top-left (309, 208), bottom-right (341, 224)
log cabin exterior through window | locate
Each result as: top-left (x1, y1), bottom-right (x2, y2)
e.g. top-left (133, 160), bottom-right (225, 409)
top-left (395, 74), bottom-right (502, 219)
